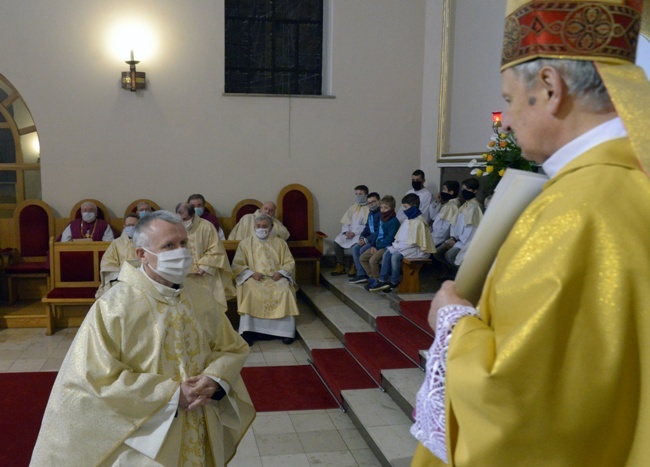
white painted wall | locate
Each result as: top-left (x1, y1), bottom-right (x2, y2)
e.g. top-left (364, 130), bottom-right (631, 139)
top-left (0, 0), bottom-right (510, 242)
top-left (0, 0), bottom-right (426, 243)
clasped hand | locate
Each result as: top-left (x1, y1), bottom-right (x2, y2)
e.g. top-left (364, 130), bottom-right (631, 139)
top-left (252, 271), bottom-right (284, 281)
top-left (180, 375), bottom-right (219, 411)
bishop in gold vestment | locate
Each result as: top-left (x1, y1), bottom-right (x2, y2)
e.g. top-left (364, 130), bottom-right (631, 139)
top-left (231, 217), bottom-right (299, 341)
top-left (411, 1), bottom-right (650, 465)
top-left (31, 262), bottom-right (255, 466)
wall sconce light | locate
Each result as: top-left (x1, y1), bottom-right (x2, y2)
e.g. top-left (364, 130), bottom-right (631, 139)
top-left (121, 50), bottom-right (146, 92)
top-left (492, 111), bottom-right (502, 134)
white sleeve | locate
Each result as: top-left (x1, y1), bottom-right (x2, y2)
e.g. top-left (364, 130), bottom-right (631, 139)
top-left (102, 226), bottom-right (115, 242)
top-left (124, 387), bottom-right (181, 459)
top-left (60, 225), bottom-right (73, 242)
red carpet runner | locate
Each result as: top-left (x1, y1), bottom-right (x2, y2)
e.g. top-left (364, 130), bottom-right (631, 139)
top-left (0, 371), bottom-right (57, 467)
top-left (241, 365), bottom-right (338, 411)
top-left (311, 348), bottom-right (377, 403)
top-left (4, 366), bottom-right (337, 466)
top-left (399, 300), bottom-right (434, 336)
top-left (376, 316), bottom-right (433, 363)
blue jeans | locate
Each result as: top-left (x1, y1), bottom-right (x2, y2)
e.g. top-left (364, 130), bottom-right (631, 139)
top-left (379, 250), bottom-right (404, 285)
top-left (351, 243), bottom-right (372, 276)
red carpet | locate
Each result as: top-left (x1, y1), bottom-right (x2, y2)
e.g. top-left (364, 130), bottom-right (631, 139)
top-left (241, 365), bottom-right (339, 411)
top-left (311, 348), bottom-right (377, 403)
top-left (399, 300), bottom-right (434, 336)
top-left (376, 316), bottom-right (433, 363)
top-left (0, 372), bottom-right (58, 467)
top-left (345, 332), bottom-right (417, 383)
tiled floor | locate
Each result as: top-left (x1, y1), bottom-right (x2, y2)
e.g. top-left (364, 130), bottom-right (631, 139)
top-left (0, 319), bottom-right (381, 466)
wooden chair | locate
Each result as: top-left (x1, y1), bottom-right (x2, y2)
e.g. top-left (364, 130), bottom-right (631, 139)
top-left (276, 184), bottom-right (327, 285)
top-left (42, 237), bottom-right (109, 335)
top-left (69, 198), bottom-right (111, 223)
top-left (231, 199), bottom-right (262, 225)
top-left (5, 200), bottom-right (55, 303)
top-left (123, 199), bottom-right (161, 217)
top-left (204, 201), bottom-right (218, 217)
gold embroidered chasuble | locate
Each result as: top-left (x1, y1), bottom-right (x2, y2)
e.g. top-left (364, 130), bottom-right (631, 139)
top-left (186, 215), bottom-right (235, 308)
top-left (96, 231), bottom-right (137, 298)
top-left (231, 235), bottom-right (299, 320)
top-left (416, 139), bottom-right (650, 466)
top-left (227, 209), bottom-right (290, 241)
top-left (31, 262), bottom-right (255, 466)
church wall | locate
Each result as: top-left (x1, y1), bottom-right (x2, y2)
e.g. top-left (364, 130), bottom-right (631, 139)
top-left (0, 0), bottom-right (429, 244)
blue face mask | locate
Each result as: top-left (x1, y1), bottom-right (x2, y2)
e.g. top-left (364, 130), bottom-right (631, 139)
top-left (124, 225), bottom-right (135, 238)
top-left (194, 207), bottom-right (204, 217)
top-left (404, 205), bottom-right (421, 219)
top-left (138, 211), bottom-right (148, 219)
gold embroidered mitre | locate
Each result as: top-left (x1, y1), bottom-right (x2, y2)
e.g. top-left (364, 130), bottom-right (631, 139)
top-left (501, 0), bottom-right (650, 173)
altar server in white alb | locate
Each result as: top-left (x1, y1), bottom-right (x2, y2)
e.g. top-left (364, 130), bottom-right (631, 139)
top-left (397, 169), bottom-right (434, 224)
top-left (232, 214), bottom-right (299, 345)
top-left (331, 184), bottom-right (370, 276)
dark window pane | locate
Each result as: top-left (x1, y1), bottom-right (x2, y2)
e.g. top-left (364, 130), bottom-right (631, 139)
top-left (0, 129), bottom-right (16, 163)
top-left (225, 0), bottom-right (323, 95)
top-left (0, 170), bottom-right (17, 204)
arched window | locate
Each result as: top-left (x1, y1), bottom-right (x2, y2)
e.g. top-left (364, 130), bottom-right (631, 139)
top-left (0, 74), bottom-right (40, 218)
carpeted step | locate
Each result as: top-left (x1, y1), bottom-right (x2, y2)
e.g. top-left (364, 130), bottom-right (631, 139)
top-left (399, 300), bottom-right (434, 337)
top-left (376, 316), bottom-right (433, 364)
top-left (241, 365), bottom-right (339, 412)
top-left (345, 332), bottom-right (417, 383)
top-left (311, 348), bottom-right (377, 403)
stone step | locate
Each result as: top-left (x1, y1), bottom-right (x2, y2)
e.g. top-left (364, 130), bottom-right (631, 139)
top-left (381, 368), bottom-right (425, 421)
top-left (299, 284), bottom-right (373, 342)
top-left (295, 299), bottom-right (344, 353)
top-left (342, 388), bottom-right (417, 467)
top-left (319, 269), bottom-right (398, 327)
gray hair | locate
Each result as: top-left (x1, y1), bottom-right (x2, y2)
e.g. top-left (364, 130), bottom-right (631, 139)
top-left (175, 202), bottom-right (195, 218)
top-left (133, 210), bottom-right (183, 248)
top-left (255, 214), bottom-right (274, 227)
top-left (81, 201), bottom-right (97, 212)
top-left (511, 59), bottom-right (613, 113)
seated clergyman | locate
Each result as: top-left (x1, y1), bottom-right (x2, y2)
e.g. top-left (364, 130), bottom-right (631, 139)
top-left (231, 214), bottom-right (299, 345)
top-left (60, 201), bottom-right (114, 242)
top-left (228, 201), bottom-right (290, 241)
top-left (95, 212), bottom-right (139, 298)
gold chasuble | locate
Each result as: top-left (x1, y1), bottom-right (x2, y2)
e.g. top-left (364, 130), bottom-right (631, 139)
top-left (231, 234), bottom-right (299, 320)
top-left (96, 231), bottom-right (137, 298)
top-left (31, 263), bottom-right (255, 466)
top-left (436, 141), bottom-right (650, 465)
top-left (186, 215), bottom-right (235, 309)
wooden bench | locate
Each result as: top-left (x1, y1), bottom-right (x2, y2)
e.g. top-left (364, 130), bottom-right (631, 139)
top-left (42, 238), bottom-right (110, 335)
top-left (397, 258), bottom-right (432, 294)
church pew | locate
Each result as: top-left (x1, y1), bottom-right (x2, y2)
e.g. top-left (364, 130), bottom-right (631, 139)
top-left (397, 258), bottom-right (432, 294)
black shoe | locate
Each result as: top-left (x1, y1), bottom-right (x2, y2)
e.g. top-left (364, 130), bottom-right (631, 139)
top-left (242, 332), bottom-right (255, 346)
top-left (369, 281), bottom-right (390, 292)
top-left (382, 282), bottom-right (399, 294)
top-left (364, 279), bottom-right (377, 291)
top-left (348, 275), bottom-right (369, 284)
top-left (282, 337), bottom-right (295, 345)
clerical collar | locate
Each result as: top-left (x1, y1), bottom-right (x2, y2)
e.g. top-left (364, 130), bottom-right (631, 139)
top-left (138, 265), bottom-right (183, 297)
top-left (542, 117), bottom-right (627, 179)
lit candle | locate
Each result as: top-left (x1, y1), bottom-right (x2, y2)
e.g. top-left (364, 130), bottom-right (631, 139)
top-left (492, 111), bottom-right (502, 125)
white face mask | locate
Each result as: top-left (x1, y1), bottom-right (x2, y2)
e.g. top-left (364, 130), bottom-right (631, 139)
top-left (183, 219), bottom-right (193, 230)
top-left (143, 247), bottom-right (193, 284)
top-left (124, 225), bottom-right (135, 238)
top-left (255, 228), bottom-right (270, 239)
top-left (82, 211), bottom-right (96, 223)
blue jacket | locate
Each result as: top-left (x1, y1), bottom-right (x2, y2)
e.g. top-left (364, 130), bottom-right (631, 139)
top-left (359, 209), bottom-right (381, 244)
